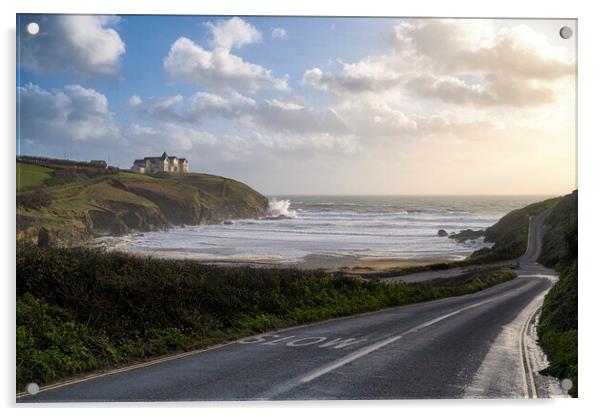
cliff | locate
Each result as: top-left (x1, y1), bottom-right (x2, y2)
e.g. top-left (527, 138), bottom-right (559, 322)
top-left (17, 161), bottom-right (268, 243)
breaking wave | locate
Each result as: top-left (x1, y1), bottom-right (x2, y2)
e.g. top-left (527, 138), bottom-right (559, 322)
top-left (268, 198), bottom-right (297, 219)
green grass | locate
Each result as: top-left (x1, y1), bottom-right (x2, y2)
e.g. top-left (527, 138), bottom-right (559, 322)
top-left (538, 261), bottom-right (577, 397)
top-left (16, 163), bottom-right (54, 190)
top-left (16, 242), bottom-right (516, 390)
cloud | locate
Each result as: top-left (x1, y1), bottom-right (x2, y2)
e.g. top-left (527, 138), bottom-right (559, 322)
top-left (19, 15), bottom-right (125, 79)
top-left (124, 123), bottom-right (217, 152)
top-left (187, 91), bottom-right (257, 119)
top-left (302, 19), bottom-right (574, 107)
top-left (126, 95), bottom-right (143, 108)
top-left (251, 99), bottom-right (349, 135)
top-left (405, 73), bottom-right (556, 107)
top-left (163, 37), bottom-right (289, 94)
top-left (302, 61), bottom-right (402, 94)
top-left (18, 83), bottom-right (121, 150)
top-left (128, 91), bottom-right (348, 135)
top-left (205, 17), bottom-right (262, 49)
top-left (128, 91), bottom-right (257, 122)
top-left (271, 28), bottom-right (287, 39)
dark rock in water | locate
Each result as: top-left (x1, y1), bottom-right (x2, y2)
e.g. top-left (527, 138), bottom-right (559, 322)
top-left (437, 229), bottom-right (448, 237)
top-left (223, 220), bottom-right (234, 225)
top-left (449, 229), bottom-right (485, 243)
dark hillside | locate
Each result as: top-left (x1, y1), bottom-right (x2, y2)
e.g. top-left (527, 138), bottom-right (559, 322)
top-left (536, 190), bottom-right (578, 397)
top-left (538, 190), bottom-right (578, 269)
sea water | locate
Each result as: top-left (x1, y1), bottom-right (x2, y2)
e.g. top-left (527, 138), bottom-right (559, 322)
top-left (106, 195), bottom-right (551, 264)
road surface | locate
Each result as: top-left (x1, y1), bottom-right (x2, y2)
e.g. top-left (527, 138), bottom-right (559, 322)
top-left (18, 209), bottom-right (563, 402)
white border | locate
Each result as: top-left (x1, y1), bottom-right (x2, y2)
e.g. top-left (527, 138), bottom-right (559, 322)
top-left (2, 1), bottom-right (600, 415)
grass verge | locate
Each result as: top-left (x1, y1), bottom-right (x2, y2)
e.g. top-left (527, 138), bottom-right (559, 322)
top-left (538, 261), bottom-right (577, 397)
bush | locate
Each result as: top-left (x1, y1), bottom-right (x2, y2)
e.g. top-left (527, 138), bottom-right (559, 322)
top-left (538, 261), bottom-right (578, 397)
top-left (16, 190), bottom-right (53, 210)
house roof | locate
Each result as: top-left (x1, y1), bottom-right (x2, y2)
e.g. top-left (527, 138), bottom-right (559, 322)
top-left (133, 153), bottom-right (187, 165)
top-left (142, 152), bottom-right (170, 162)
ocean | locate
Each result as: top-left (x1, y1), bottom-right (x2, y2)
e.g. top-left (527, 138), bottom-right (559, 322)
top-left (103, 195), bottom-right (550, 266)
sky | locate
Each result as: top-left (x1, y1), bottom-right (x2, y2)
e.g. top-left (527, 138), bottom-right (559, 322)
top-left (16, 15), bottom-right (577, 195)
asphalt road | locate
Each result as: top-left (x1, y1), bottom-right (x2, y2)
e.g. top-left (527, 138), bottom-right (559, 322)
top-left (18, 210), bottom-right (558, 402)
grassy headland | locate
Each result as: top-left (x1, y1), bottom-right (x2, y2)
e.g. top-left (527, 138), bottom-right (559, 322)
top-left (16, 242), bottom-right (516, 390)
top-left (16, 160), bottom-right (268, 243)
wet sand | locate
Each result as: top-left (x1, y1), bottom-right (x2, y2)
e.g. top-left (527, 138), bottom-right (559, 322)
top-left (97, 240), bottom-right (452, 272)
top-left (194, 254), bottom-right (449, 272)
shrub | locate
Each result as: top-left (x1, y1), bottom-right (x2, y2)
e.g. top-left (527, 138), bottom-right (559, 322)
top-left (16, 190), bottom-right (53, 210)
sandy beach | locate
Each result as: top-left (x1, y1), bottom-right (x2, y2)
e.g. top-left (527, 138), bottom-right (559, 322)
top-left (147, 253), bottom-right (446, 272)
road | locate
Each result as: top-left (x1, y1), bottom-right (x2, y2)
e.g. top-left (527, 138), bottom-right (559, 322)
top-left (18, 209), bottom-right (562, 402)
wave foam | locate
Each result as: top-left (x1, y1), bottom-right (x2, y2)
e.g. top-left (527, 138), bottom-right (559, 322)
top-left (268, 198), bottom-right (297, 219)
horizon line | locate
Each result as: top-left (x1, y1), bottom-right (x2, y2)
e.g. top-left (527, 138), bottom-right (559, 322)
top-left (262, 192), bottom-right (574, 197)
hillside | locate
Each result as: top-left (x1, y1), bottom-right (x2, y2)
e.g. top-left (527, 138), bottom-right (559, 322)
top-left (536, 190), bottom-right (578, 397)
top-left (468, 196), bottom-right (562, 263)
top-left (538, 190), bottom-right (578, 269)
top-left (16, 161), bottom-right (268, 243)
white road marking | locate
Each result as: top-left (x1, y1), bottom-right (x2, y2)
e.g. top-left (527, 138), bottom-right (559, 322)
top-left (519, 304), bottom-right (541, 398)
top-left (239, 334), bottom-right (370, 350)
top-left (259, 296), bottom-right (497, 399)
top-left (318, 337), bottom-right (367, 349)
top-left (263, 335), bottom-right (297, 345)
top-left (287, 337), bottom-right (328, 347)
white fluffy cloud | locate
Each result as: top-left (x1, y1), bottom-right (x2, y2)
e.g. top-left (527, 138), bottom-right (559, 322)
top-left (302, 62), bottom-right (402, 94)
top-left (302, 19), bottom-right (574, 107)
top-left (19, 15), bottom-right (125, 79)
top-left (127, 91), bottom-right (256, 122)
top-left (187, 91), bottom-right (257, 119)
top-left (271, 28), bottom-right (287, 39)
top-left (163, 37), bottom-right (288, 94)
top-left (205, 17), bottom-right (262, 49)
top-left (124, 123), bottom-right (217, 152)
top-left (127, 91), bottom-right (348, 136)
top-left (18, 83), bottom-right (121, 147)
top-left (251, 99), bottom-right (349, 135)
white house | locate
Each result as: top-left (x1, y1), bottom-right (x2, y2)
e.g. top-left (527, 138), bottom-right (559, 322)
top-left (131, 152), bottom-right (189, 174)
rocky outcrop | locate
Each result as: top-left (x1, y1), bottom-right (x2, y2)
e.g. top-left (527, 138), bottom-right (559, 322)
top-left (449, 229), bottom-right (485, 242)
top-left (437, 229), bottom-right (448, 237)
